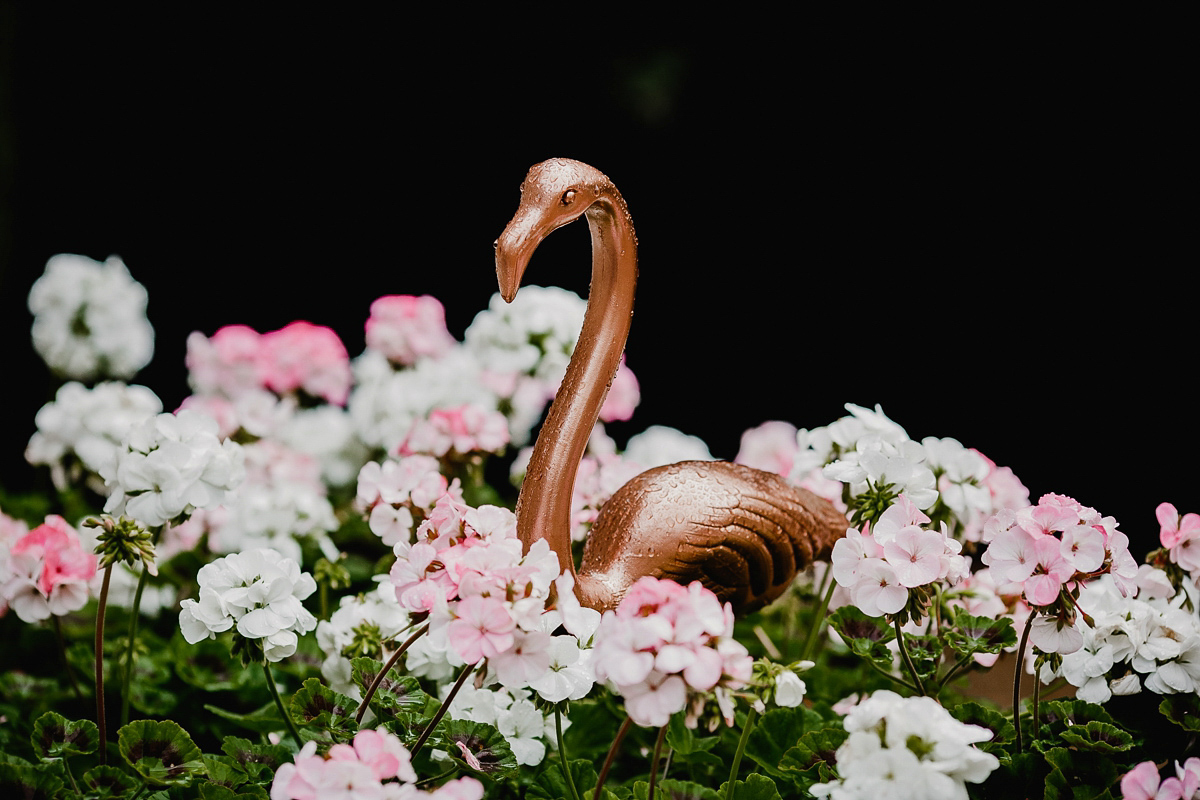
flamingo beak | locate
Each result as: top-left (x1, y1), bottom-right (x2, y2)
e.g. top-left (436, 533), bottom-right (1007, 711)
top-left (494, 208), bottom-right (550, 304)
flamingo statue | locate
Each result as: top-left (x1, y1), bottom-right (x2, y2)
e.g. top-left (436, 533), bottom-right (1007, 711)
top-left (495, 158), bottom-right (848, 614)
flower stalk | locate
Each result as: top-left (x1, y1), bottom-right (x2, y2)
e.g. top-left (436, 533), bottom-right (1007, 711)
top-left (262, 662), bottom-right (304, 749)
top-left (725, 707), bottom-right (759, 800)
top-left (1012, 612), bottom-right (1035, 754)
top-left (93, 564), bottom-right (113, 765)
top-left (595, 715), bottom-right (633, 799)
top-left (355, 622), bottom-right (430, 723)
top-left (555, 708), bottom-right (582, 800)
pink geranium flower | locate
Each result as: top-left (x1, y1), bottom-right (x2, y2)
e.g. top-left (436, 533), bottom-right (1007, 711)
top-left (447, 595), bottom-right (516, 664)
top-left (364, 294), bottom-right (456, 366)
top-left (1, 515), bottom-right (96, 623)
top-left (259, 321), bottom-right (352, 406)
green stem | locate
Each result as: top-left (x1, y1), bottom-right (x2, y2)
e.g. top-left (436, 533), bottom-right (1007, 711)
top-left (1012, 613), bottom-right (1035, 755)
top-left (725, 707), bottom-right (758, 800)
top-left (647, 723), bottom-right (668, 800)
top-left (120, 526), bottom-right (162, 726)
top-left (800, 574), bottom-right (838, 662)
top-left (411, 660), bottom-right (479, 758)
top-left (556, 708), bottom-right (582, 800)
top-left (1032, 666), bottom-right (1043, 741)
top-left (415, 766), bottom-right (461, 787)
top-left (355, 623), bottom-right (430, 723)
top-left (892, 615), bottom-right (927, 696)
top-left (866, 657), bottom-right (921, 693)
top-left (935, 651), bottom-right (977, 695)
top-left (262, 662), bottom-right (303, 750)
top-left (94, 565), bottom-right (113, 765)
top-left (594, 715), bottom-right (633, 799)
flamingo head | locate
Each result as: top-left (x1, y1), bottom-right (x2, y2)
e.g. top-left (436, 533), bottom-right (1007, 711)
top-left (494, 158), bottom-right (612, 303)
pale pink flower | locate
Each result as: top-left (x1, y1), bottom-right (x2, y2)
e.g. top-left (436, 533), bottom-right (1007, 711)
top-left (490, 629), bottom-right (553, 689)
top-left (259, 321), bottom-right (352, 406)
top-left (883, 527), bottom-right (946, 589)
top-left (735, 420), bottom-right (799, 477)
top-left (187, 325), bottom-right (264, 398)
top-left (598, 356), bottom-right (640, 422)
top-left (622, 673), bottom-right (688, 728)
top-left (1, 516), bottom-right (96, 623)
top-left (364, 294), bottom-right (456, 366)
top-left (399, 404), bottom-right (510, 457)
top-left (1023, 536), bottom-right (1075, 606)
top-left (851, 559), bottom-right (908, 617)
top-left (980, 526), bottom-right (1039, 585)
top-left (447, 595), bottom-right (516, 664)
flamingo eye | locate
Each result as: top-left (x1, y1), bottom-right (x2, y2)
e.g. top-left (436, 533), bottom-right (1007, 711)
top-left (561, 189), bottom-right (576, 206)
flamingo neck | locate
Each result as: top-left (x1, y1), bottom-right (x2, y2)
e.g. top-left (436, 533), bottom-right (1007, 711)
top-left (516, 194), bottom-right (637, 584)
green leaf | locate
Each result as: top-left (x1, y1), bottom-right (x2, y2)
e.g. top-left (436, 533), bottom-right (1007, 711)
top-left (30, 711), bottom-right (99, 759)
top-left (716, 772), bottom-right (782, 800)
top-left (1057, 720), bottom-right (1134, 754)
top-left (666, 713), bottom-right (719, 756)
top-left (827, 606), bottom-right (895, 666)
top-left (202, 754), bottom-right (249, 789)
top-left (944, 614), bottom-right (1017, 657)
top-left (744, 706), bottom-right (822, 781)
top-left (903, 633), bottom-right (942, 680)
top-left (81, 764), bottom-right (141, 798)
top-left (633, 778), bottom-right (721, 799)
top-left (199, 783), bottom-right (271, 800)
top-left (528, 758), bottom-right (602, 800)
top-left (0, 762), bottom-right (64, 800)
top-left (220, 736), bottom-right (292, 780)
top-left (174, 633), bottom-right (256, 691)
top-left (290, 678), bottom-right (357, 726)
top-left (1042, 746), bottom-right (1119, 800)
top-left (204, 702), bottom-right (286, 735)
top-left (117, 719), bottom-right (206, 787)
top-left (948, 702), bottom-right (1014, 752)
top-left (778, 727), bottom-right (848, 785)
top-left (1160, 693), bottom-right (1200, 731)
top-left (438, 718), bottom-right (518, 779)
top-left (350, 657), bottom-right (432, 720)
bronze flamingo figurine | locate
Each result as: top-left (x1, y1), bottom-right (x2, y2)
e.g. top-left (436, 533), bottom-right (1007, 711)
top-left (495, 158), bottom-right (848, 615)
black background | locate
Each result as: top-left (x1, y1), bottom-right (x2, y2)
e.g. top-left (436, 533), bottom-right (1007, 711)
top-left (0, 9), bottom-right (1190, 554)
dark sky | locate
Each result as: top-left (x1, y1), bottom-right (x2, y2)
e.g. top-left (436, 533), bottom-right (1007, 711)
top-left (0, 10), bottom-right (1190, 553)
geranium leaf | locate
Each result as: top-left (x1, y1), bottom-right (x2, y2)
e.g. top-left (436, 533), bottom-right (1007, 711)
top-left (30, 711), bottom-right (99, 759)
top-left (202, 754), bottom-right (248, 788)
top-left (528, 758), bottom-right (603, 799)
top-left (290, 678), bottom-right (357, 724)
top-left (828, 606), bottom-right (895, 666)
top-left (81, 764), bottom-right (141, 798)
top-left (204, 702), bottom-right (286, 735)
top-left (716, 773), bottom-right (782, 800)
top-left (944, 614), bottom-right (1017, 657)
top-left (174, 633), bottom-right (255, 691)
top-left (744, 706), bottom-right (822, 781)
top-left (948, 702), bottom-right (1014, 752)
top-left (117, 719), bottom-right (205, 787)
top-left (199, 783), bottom-right (271, 800)
top-left (633, 778), bottom-right (721, 799)
top-left (666, 713), bottom-right (719, 756)
top-left (778, 728), bottom-right (848, 785)
top-left (350, 657), bottom-right (431, 720)
top-left (437, 718), bottom-right (518, 779)
top-left (220, 736), bottom-right (292, 780)
top-left (0, 762), bottom-right (64, 800)
top-left (1057, 721), bottom-right (1134, 754)
top-left (1160, 693), bottom-right (1200, 731)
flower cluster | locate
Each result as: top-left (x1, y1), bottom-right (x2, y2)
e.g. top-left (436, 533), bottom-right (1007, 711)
top-left (103, 408), bottom-right (245, 528)
top-left (591, 576), bottom-right (752, 729)
top-left (357, 455), bottom-right (456, 547)
top-left (1157, 502), bottom-right (1200, 578)
top-left (187, 321), bottom-right (353, 406)
top-left (811, 690), bottom-right (999, 799)
top-left (25, 380), bottom-right (163, 494)
top-left (316, 580), bottom-right (411, 698)
top-left (1121, 758), bottom-right (1200, 800)
top-left (271, 728), bottom-right (483, 800)
top-left (178, 547), bottom-right (318, 662)
top-left (0, 515), bottom-right (96, 623)
top-left (831, 494), bottom-right (966, 619)
top-left (1048, 571), bottom-right (1200, 702)
top-left (397, 404), bottom-right (510, 460)
top-left (364, 294), bottom-right (457, 367)
top-left (981, 492), bottom-right (1137, 654)
top-left (28, 253), bottom-right (155, 381)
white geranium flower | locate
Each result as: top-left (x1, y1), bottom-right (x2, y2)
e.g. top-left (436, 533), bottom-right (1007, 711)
top-left (774, 669), bottom-right (807, 707)
top-left (178, 548), bottom-right (317, 663)
top-left (25, 381), bottom-right (162, 493)
top-left (103, 409), bottom-right (244, 527)
top-left (28, 254), bottom-right (155, 381)
top-left (623, 425), bottom-right (714, 469)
